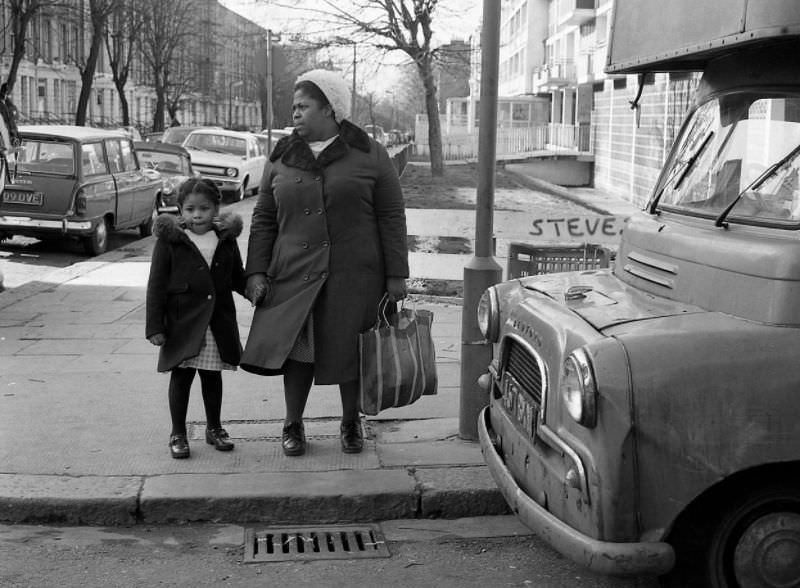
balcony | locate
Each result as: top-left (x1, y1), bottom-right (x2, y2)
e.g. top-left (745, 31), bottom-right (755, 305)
top-left (533, 59), bottom-right (576, 92)
top-left (558, 0), bottom-right (596, 27)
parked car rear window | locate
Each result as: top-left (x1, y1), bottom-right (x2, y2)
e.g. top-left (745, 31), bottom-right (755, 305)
top-left (16, 140), bottom-right (75, 175)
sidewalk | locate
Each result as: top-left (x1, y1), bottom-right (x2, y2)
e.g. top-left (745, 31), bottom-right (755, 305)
top-left (0, 171), bottom-right (639, 526)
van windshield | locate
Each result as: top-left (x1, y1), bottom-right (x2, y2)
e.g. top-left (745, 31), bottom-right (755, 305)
top-left (654, 94), bottom-right (800, 225)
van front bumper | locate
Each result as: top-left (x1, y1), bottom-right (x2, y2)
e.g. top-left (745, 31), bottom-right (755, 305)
top-left (478, 407), bottom-right (675, 576)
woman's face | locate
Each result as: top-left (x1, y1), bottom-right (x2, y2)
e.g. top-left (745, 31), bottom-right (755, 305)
top-left (292, 89), bottom-right (332, 141)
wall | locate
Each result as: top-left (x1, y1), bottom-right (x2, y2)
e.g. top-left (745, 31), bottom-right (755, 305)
top-left (592, 72), bottom-right (699, 206)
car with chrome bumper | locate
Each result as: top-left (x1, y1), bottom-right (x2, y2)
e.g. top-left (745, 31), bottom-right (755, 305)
top-left (134, 141), bottom-right (194, 214)
top-left (182, 128), bottom-right (266, 202)
top-left (0, 125), bottom-right (161, 255)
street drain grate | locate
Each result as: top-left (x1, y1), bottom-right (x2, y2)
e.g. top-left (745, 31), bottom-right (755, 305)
top-left (243, 524), bottom-right (390, 562)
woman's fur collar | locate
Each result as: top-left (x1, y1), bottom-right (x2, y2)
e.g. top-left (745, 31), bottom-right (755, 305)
top-left (153, 211), bottom-right (243, 243)
top-left (270, 119), bottom-right (372, 171)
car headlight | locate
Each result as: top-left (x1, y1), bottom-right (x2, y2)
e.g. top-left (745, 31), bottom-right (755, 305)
top-left (561, 348), bottom-right (597, 428)
top-left (477, 287), bottom-right (500, 343)
top-left (162, 178), bottom-right (179, 195)
top-left (226, 167), bottom-right (238, 177)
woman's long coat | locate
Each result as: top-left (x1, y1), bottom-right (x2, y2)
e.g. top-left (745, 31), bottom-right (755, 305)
top-left (146, 212), bottom-right (246, 372)
top-left (241, 120), bottom-right (409, 384)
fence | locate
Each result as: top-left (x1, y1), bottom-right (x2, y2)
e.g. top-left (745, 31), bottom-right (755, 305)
top-left (412, 123), bottom-right (591, 161)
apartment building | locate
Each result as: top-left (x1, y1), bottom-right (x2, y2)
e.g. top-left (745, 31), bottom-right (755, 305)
top-left (500, 0), bottom-right (700, 205)
top-left (0, 0), bottom-right (266, 132)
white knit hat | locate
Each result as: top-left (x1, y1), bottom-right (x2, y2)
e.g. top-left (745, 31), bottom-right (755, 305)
top-left (296, 69), bottom-right (352, 121)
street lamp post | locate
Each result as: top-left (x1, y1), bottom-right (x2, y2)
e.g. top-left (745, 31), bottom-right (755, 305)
top-left (228, 80), bottom-right (244, 129)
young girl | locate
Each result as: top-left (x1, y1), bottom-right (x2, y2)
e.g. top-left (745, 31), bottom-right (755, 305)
top-left (146, 178), bottom-right (246, 459)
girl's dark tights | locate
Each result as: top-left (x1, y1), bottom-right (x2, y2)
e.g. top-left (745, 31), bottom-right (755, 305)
top-left (168, 367), bottom-right (223, 436)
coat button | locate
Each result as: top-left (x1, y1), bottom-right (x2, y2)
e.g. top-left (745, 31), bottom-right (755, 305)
top-left (303, 274), bottom-right (309, 281)
top-left (321, 271), bottom-right (328, 279)
top-left (304, 208), bottom-right (310, 215)
top-left (207, 294), bottom-right (212, 300)
top-left (301, 241), bottom-right (309, 248)
top-left (314, 176), bottom-right (321, 181)
top-left (321, 241), bottom-right (329, 247)
top-left (316, 208), bottom-right (323, 214)
top-left (294, 177), bottom-right (302, 183)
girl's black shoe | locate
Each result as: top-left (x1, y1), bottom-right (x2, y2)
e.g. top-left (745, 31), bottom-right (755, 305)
top-left (206, 428), bottom-right (235, 451)
top-left (169, 434), bottom-right (190, 459)
top-left (282, 421), bottom-right (306, 456)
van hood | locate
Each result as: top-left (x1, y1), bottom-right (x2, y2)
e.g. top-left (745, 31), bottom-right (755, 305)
top-left (518, 269), bottom-right (706, 332)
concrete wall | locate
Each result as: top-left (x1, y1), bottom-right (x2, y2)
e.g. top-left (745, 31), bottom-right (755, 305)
top-left (592, 72), bottom-right (699, 207)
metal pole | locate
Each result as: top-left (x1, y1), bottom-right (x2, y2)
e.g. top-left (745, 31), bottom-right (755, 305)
top-left (351, 42), bottom-right (357, 121)
top-left (228, 80), bottom-right (232, 128)
top-left (266, 29), bottom-right (274, 146)
top-left (459, 0), bottom-right (502, 440)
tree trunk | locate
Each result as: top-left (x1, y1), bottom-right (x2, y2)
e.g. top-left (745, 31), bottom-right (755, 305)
top-left (152, 75), bottom-right (167, 132)
top-left (114, 79), bottom-right (130, 126)
top-left (76, 31), bottom-right (104, 126)
top-left (417, 58), bottom-right (444, 177)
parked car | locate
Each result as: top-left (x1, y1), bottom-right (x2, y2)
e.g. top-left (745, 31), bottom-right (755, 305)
top-left (182, 128), bottom-right (266, 202)
top-left (114, 126), bottom-right (142, 141)
top-left (162, 125), bottom-right (216, 145)
top-left (258, 128), bottom-right (293, 152)
top-left (364, 124), bottom-right (387, 145)
top-left (142, 131), bottom-right (164, 143)
top-left (0, 125), bottom-right (162, 255)
top-left (134, 141), bottom-right (195, 215)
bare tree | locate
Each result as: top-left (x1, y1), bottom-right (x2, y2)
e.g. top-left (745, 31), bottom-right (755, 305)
top-left (75, 0), bottom-right (116, 126)
top-left (138, 0), bottom-right (198, 131)
top-left (268, 0), bottom-right (452, 176)
top-left (1, 0), bottom-right (65, 94)
top-left (105, 0), bottom-right (144, 127)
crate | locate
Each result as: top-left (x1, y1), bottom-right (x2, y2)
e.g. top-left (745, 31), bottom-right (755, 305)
top-left (507, 243), bottom-right (612, 279)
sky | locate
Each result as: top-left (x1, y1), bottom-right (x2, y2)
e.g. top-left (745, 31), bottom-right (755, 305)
top-left (221, 0), bottom-right (483, 95)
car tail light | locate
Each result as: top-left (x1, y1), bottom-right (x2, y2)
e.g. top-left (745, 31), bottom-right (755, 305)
top-left (75, 189), bottom-right (86, 214)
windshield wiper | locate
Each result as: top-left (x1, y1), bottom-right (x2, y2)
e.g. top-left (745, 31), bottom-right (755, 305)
top-left (714, 142), bottom-right (800, 227)
top-left (649, 131), bottom-right (714, 214)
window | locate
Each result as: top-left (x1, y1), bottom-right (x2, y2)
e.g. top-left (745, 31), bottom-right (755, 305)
top-left (120, 140), bottom-right (137, 171)
top-left (82, 143), bottom-right (109, 176)
top-left (105, 140), bottom-right (123, 173)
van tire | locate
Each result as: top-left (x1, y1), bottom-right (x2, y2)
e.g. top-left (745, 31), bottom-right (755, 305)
top-left (83, 217), bottom-right (109, 256)
top-left (662, 478), bottom-right (800, 587)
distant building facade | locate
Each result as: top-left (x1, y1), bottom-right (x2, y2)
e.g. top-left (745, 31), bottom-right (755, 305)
top-left (0, 0), bottom-right (266, 132)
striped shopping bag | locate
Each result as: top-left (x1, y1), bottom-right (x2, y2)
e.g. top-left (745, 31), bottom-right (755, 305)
top-left (358, 297), bottom-right (438, 416)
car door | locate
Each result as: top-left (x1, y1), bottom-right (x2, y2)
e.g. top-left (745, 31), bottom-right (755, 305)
top-left (107, 138), bottom-right (152, 228)
top-left (248, 136), bottom-right (266, 187)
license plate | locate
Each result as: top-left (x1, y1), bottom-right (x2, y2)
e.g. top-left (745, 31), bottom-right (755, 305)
top-left (3, 190), bottom-right (43, 205)
top-left (502, 374), bottom-right (539, 436)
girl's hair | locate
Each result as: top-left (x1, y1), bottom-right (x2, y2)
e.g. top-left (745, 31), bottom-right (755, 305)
top-left (178, 177), bottom-right (222, 207)
top-left (295, 80), bottom-right (332, 115)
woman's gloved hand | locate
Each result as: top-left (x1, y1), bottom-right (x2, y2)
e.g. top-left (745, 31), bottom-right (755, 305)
top-left (386, 276), bottom-right (408, 302)
top-left (246, 273), bottom-right (271, 307)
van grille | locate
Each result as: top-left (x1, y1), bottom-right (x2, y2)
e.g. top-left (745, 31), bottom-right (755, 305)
top-left (504, 338), bottom-right (544, 405)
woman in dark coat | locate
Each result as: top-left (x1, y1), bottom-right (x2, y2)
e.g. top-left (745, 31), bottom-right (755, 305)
top-left (242, 69), bottom-right (408, 457)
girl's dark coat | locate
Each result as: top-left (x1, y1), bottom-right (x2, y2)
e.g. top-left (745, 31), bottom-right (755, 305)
top-left (242, 120), bottom-right (409, 384)
top-left (146, 212), bottom-right (246, 372)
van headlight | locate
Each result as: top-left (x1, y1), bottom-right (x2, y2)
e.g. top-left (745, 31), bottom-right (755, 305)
top-left (477, 287), bottom-right (499, 343)
top-left (561, 348), bottom-right (597, 428)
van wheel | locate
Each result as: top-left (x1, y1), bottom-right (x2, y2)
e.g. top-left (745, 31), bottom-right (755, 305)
top-left (662, 480), bottom-right (800, 588)
top-left (83, 217), bottom-right (109, 256)
top-left (139, 200), bottom-right (158, 237)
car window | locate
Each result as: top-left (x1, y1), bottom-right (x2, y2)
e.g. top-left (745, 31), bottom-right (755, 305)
top-left (138, 149), bottom-right (189, 173)
top-left (120, 140), bottom-right (137, 171)
top-left (16, 139), bottom-right (75, 175)
top-left (106, 140), bottom-right (123, 173)
top-left (82, 142), bottom-right (109, 176)
top-left (185, 133), bottom-right (247, 156)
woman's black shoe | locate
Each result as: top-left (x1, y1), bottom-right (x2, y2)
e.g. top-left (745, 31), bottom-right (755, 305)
top-left (340, 420), bottom-right (364, 454)
top-left (206, 427), bottom-right (235, 451)
top-left (282, 421), bottom-right (306, 456)
top-left (169, 434), bottom-right (190, 459)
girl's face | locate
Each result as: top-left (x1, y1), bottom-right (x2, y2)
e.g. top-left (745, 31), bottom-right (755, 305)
top-left (292, 89), bottom-right (332, 141)
top-left (180, 192), bottom-right (218, 235)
